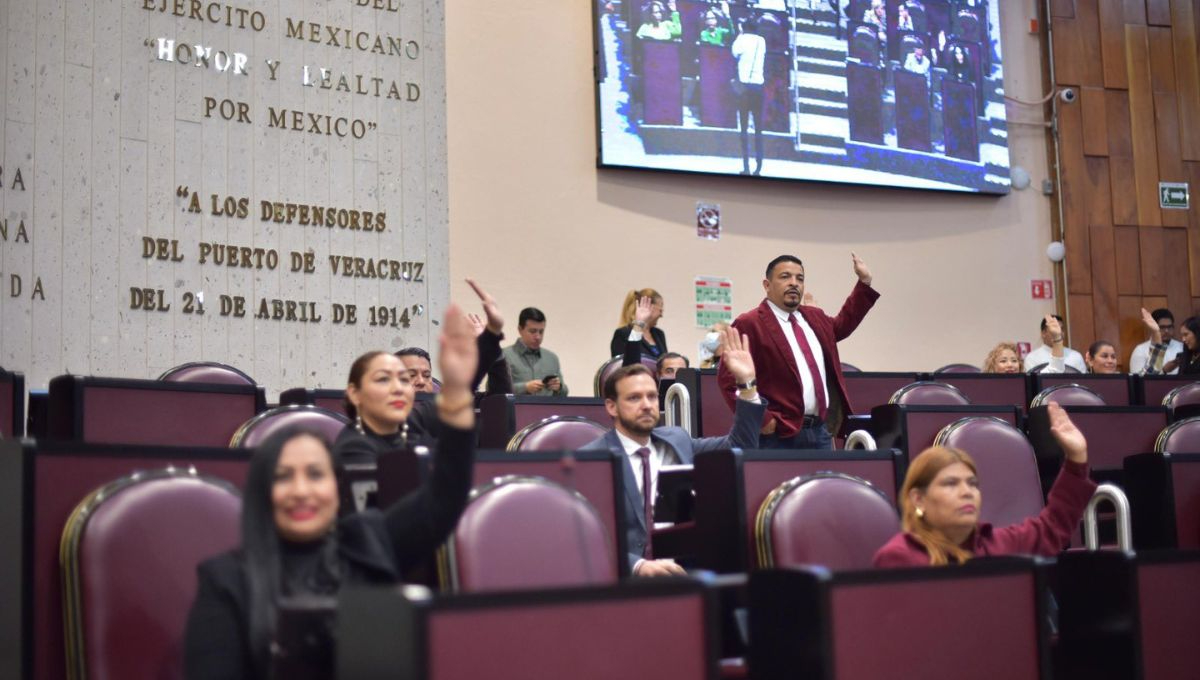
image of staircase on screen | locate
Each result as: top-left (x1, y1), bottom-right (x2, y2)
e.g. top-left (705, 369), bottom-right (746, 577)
top-left (594, 0), bottom-right (1011, 194)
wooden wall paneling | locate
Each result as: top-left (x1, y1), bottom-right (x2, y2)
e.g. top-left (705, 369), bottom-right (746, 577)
top-left (1149, 26), bottom-right (1180, 91)
top-left (1085, 156), bottom-right (1116, 226)
top-left (1140, 227), bottom-right (1168, 294)
top-left (1114, 225), bottom-right (1144, 293)
top-left (1075, 0), bottom-right (1109, 86)
top-left (1171, 0), bottom-right (1200, 160)
top-left (1164, 228), bottom-right (1192, 312)
top-left (1126, 0), bottom-right (1150, 23)
top-left (1101, 0), bottom-right (1132, 87)
top-left (1126, 25), bottom-right (1164, 227)
top-left (1110, 157), bottom-right (1141, 224)
top-left (1118, 295), bottom-right (1148, 367)
top-left (1053, 17), bottom-right (1085, 86)
top-left (1188, 161), bottom-right (1200, 294)
top-left (1069, 293), bottom-right (1097, 347)
top-left (1052, 0), bottom-right (1077, 18)
top-left (1081, 87), bottom-right (1110, 156)
top-left (1059, 95), bottom-right (1094, 292)
top-left (1105, 89), bottom-right (1135, 157)
top-left (1154, 91), bottom-right (1190, 226)
top-left (1091, 224), bottom-right (1122, 347)
top-left (1148, 0), bottom-right (1175, 24)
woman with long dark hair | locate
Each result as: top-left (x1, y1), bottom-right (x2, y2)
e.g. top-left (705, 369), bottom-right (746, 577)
top-left (183, 305), bottom-right (479, 679)
top-left (1175, 316), bottom-right (1200, 375)
top-left (874, 402), bottom-right (1095, 567)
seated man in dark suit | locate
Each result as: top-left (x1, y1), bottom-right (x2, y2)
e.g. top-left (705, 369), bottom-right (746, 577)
top-left (582, 326), bottom-right (765, 577)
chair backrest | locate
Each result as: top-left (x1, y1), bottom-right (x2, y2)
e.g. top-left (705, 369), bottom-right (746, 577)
top-left (440, 475), bottom-right (617, 592)
top-left (1155, 417), bottom-right (1200, 453)
top-left (1028, 362), bottom-right (1083, 374)
top-left (61, 468), bottom-right (241, 680)
top-left (506, 415), bottom-right (609, 452)
top-left (850, 26), bottom-right (880, 63)
top-left (934, 363), bottom-right (982, 374)
top-left (593, 356), bottom-right (660, 397)
top-left (934, 416), bottom-right (1044, 527)
top-left (157, 362), bottom-right (255, 386)
top-left (1163, 382), bottom-right (1200, 410)
top-left (840, 362), bottom-right (862, 373)
top-left (755, 472), bottom-right (899, 571)
top-left (889, 381), bottom-right (971, 406)
top-left (229, 404), bottom-right (351, 447)
top-left (1030, 383), bottom-right (1106, 408)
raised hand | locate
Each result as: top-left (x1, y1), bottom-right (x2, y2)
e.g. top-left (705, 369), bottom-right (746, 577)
top-left (466, 278), bottom-right (503, 334)
top-left (1044, 314), bottom-right (1063, 345)
top-left (437, 304), bottom-right (478, 395)
top-left (1140, 307), bottom-right (1163, 345)
top-left (465, 312), bottom-right (486, 338)
top-left (851, 251), bottom-right (872, 286)
top-left (720, 325), bottom-right (757, 384)
top-left (634, 296), bottom-right (653, 327)
top-left (1047, 402), bottom-right (1087, 464)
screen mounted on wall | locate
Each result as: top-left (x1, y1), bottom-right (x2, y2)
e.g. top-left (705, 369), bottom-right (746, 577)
top-left (594, 0), bottom-right (1011, 194)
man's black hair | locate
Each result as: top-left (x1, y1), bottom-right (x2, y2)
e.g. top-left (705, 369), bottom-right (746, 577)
top-left (395, 347), bottom-right (431, 362)
top-left (1151, 308), bottom-right (1175, 324)
top-left (518, 307), bottom-right (546, 328)
top-left (1039, 314), bottom-right (1065, 331)
top-left (765, 255), bottom-right (804, 279)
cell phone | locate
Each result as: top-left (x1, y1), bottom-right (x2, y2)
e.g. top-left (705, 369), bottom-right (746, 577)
top-left (543, 375), bottom-right (558, 383)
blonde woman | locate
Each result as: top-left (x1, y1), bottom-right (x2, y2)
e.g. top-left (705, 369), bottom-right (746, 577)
top-left (610, 288), bottom-right (668, 359)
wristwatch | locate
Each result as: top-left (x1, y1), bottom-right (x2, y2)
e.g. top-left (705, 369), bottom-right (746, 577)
top-left (737, 379), bottom-right (757, 390)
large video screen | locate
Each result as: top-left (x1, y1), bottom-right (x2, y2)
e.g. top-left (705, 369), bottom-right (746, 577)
top-left (594, 0), bottom-right (1011, 194)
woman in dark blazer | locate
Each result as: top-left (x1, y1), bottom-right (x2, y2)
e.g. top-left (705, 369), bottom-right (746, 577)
top-left (183, 306), bottom-right (478, 680)
top-left (610, 288), bottom-right (668, 359)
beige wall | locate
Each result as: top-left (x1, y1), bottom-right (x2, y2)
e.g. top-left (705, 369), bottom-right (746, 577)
top-left (446, 1), bottom-right (1060, 395)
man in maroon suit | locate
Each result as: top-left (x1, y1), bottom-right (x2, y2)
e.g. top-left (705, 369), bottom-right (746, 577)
top-left (718, 253), bottom-right (878, 448)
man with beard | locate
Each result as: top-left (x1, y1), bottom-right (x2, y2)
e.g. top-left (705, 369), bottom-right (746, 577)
top-left (718, 253), bottom-right (878, 449)
top-left (582, 326), bottom-right (764, 576)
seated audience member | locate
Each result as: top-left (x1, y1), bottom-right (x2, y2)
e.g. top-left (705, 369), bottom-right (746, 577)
top-left (611, 289), bottom-right (668, 359)
top-left (698, 9), bottom-right (732, 46)
top-left (699, 321), bottom-right (729, 369)
top-left (903, 45), bottom-right (931, 76)
top-left (395, 347), bottom-right (435, 393)
top-left (1174, 316), bottom-right (1200, 375)
top-left (1083, 340), bottom-right (1118, 374)
top-left (657, 352), bottom-right (690, 380)
top-left (581, 326), bottom-right (766, 576)
top-left (336, 280), bottom-right (504, 461)
top-left (874, 402), bottom-right (1095, 567)
top-left (982, 342), bottom-right (1020, 373)
top-left (503, 307), bottom-right (568, 396)
top-left (636, 0), bottom-right (681, 41)
top-left (948, 44), bottom-right (972, 81)
top-left (1129, 308), bottom-right (1184, 374)
top-left (896, 2), bottom-right (914, 30)
top-left (184, 308), bottom-right (478, 679)
top-left (862, 0), bottom-right (887, 44)
top-left (1023, 314), bottom-right (1085, 373)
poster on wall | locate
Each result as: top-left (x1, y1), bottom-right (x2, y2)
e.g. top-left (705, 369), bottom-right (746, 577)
top-left (695, 275), bottom-right (733, 327)
top-left (0, 1), bottom-right (449, 393)
top-left (594, 0), bottom-right (1011, 194)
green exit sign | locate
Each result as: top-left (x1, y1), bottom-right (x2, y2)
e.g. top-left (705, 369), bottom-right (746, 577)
top-left (1160, 182), bottom-right (1189, 210)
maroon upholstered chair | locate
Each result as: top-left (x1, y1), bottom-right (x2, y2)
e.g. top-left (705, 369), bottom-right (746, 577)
top-left (840, 362), bottom-right (862, 373)
top-left (60, 468), bottom-right (242, 680)
top-left (439, 475), bottom-right (617, 592)
top-left (1162, 382), bottom-right (1200, 410)
top-left (157, 361), bottom-right (255, 386)
top-left (1155, 417), bottom-right (1200, 454)
top-left (934, 363), bottom-right (982, 374)
top-left (506, 415), bottom-right (609, 452)
top-left (1030, 383), bottom-right (1105, 408)
top-left (933, 416), bottom-right (1044, 529)
top-left (888, 381), bottom-right (971, 406)
top-left (593, 355), bottom-right (660, 397)
top-left (754, 472), bottom-right (899, 571)
top-left (228, 404), bottom-right (351, 447)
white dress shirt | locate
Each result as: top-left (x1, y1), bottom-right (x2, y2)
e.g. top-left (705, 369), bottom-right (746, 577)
top-left (1129, 338), bottom-right (1184, 374)
top-left (1023, 344), bottom-right (1086, 373)
top-left (731, 33), bottom-right (766, 85)
top-left (766, 299), bottom-right (827, 416)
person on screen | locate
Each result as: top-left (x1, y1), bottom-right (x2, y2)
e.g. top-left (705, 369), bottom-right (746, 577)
top-left (1130, 308), bottom-right (1184, 374)
top-left (611, 289), bottom-right (668, 359)
top-left (636, 1), bottom-right (682, 41)
top-left (981, 342), bottom-right (1020, 373)
top-left (949, 44), bottom-right (972, 81)
top-left (903, 45), bottom-right (930, 76)
top-left (699, 9), bottom-right (732, 46)
top-left (896, 3), bottom-right (914, 31)
top-left (873, 402), bottom-right (1096, 567)
top-left (732, 16), bottom-right (767, 175)
top-left (183, 308), bottom-right (478, 680)
top-left (862, 0), bottom-right (887, 45)
top-left (581, 327), bottom-right (765, 577)
top-left (1023, 315), bottom-right (1085, 373)
top-left (718, 253), bottom-right (878, 449)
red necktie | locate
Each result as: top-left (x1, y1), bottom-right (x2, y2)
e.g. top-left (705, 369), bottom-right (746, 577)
top-left (788, 313), bottom-right (828, 420)
top-left (636, 447), bottom-right (653, 558)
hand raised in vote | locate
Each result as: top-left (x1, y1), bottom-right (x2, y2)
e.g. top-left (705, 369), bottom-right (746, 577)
top-left (851, 251), bottom-right (872, 286)
top-left (1047, 402), bottom-right (1087, 464)
top-left (634, 296), bottom-right (654, 327)
top-left (466, 278), bottom-right (503, 334)
top-left (720, 326), bottom-right (756, 385)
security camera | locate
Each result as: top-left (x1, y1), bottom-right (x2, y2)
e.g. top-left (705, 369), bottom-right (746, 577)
top-left (1059, 88), bottom-right (1077, 103)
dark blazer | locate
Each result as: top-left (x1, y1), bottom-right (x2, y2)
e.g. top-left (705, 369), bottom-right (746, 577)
top-left (719, 282), bottom-right (879, 437)
top-left (579, 396), bottom-right (765, 571)
top-left (183, 425), bottom-right (475, 680)
top-left (610, 325), bottom-right (667, 359)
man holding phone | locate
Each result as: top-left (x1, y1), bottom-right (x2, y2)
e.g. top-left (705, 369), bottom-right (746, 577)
top-left (502, 307), bottom-right (569, 396)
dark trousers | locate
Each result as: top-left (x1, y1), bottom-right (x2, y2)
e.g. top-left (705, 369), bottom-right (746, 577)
top-left (737, 83), bottom-right (765, 173)
top-left (758, 424), bottom-right (833, 450)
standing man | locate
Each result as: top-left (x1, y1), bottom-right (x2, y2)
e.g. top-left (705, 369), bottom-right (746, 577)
top-left (583, 326), bottom-right (765, 576)
top-left (719, 253), bottom-right (879, 448)
top-left (502, 307), bottom-right (568, 396)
